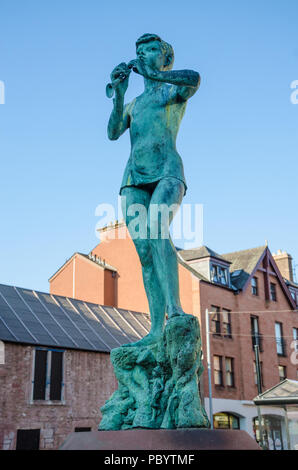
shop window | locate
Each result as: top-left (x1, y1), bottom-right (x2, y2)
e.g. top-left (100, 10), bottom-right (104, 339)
top-left (213, 412), bottom-right (240, 430)
top-left (253, 415), bottom-right (284, 450)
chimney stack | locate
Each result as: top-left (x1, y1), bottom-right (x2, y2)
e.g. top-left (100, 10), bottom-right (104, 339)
top-left (272, 250), bottom-right (294, 282)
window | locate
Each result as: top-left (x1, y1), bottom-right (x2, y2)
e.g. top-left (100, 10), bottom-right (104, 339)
top-left (275, 323), bottom-right (286, 356)
top-left (253, 361), bottom-right (264, 388)
top-left (251, 316), bottom-right (263, 352)
top-left (251, 277), bottom-right (258, 296)
top-left (270, 283), bottom-right (277, 301)
top-left (213, 413), bottom-right (240, 430)
top-left (293, 328), bottom-right (298, 354)
top-left (222, 309), bottom-right (232, 337)
top-left (16, 429), bottom-right (40, 450)
top-left (278, 365), bottom-right (287, 382)
top-left (210, 264), bottom-right (229, 286)
top-left (33, 348), bottom-right (64, 402)
top-left (225, 357), bottom-right (235, 387)
top-left (214, 355), bottom-right (223, 386)
top-left (75, 427), bottom-right (92, 432)
top-left (211, 306), bottom-right (221, 336)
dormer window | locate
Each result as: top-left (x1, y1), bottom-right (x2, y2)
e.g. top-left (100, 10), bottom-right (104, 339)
top-left (211, 264), bottom-right (228, 286)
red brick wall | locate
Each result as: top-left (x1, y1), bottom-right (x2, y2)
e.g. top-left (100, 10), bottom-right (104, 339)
top-left (199, 271), bottom-right (298, 402)
top-left (0, 342), bottom-right (117, 450)
top-left (50, 254), bottom-right (107, 305)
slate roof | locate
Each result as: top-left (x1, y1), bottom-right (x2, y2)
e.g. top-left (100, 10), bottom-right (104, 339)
top-left (221, 246), bottom-right (266, 290)
top-left (254, 379), bottom-right (298, 406)
top-left (180, 246), bottom-right (229, 263)
top-left (285, 278), bottom-right (298, 289)
top-left (179, 244), bottom-right (268, 291)
top-left (0, 283), bottom-right (150, 353)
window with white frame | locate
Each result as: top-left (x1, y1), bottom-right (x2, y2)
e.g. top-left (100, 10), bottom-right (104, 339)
top-left (275, 323), bottom-right (285, 356)
top-left (251, 277), bottom-right (258, 296)
top-left (32, 348), bottom-right (64, 401)
top-left (210, 264), bottom-right (229, 286)
top-left (222, 309), bottom-right (232, 337)
top-left (214, 355), bottom-right (223, 386)
top-left (225, 357), bottom-right (235, 387)
top-left (278, 365), bottom-right (286, 382)
top-left (211, 306), bottom-right (221, 335)
top-left (270, 283), bottom-right (277, 301)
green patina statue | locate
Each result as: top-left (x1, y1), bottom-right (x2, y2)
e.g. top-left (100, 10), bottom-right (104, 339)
top-left (99, 34), bottom-right (209, 430)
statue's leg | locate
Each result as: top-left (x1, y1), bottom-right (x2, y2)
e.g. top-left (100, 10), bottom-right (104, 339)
top-left (148, 177), bottom-right (186, 318)
top-left (121, 186), bottom-right (166, 346)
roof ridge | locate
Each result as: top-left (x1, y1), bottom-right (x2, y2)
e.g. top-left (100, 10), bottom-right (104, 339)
top-left (222, 245), bottom-right (267, 258)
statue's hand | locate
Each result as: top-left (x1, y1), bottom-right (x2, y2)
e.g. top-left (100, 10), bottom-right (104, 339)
top-left (129, 59), bottom-right (159, 81)
top-left (110, 62), bottom-right (131, 96)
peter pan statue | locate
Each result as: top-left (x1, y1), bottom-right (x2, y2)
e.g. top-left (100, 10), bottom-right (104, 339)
top-left (107, 33), bottom-right (200, 347)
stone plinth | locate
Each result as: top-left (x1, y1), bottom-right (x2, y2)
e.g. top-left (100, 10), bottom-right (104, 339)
top-left (59, 428), bottom-right (261, 450)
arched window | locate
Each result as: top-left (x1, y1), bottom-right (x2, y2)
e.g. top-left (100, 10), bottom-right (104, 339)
top-left (213, 412), bottom-right (240, 430)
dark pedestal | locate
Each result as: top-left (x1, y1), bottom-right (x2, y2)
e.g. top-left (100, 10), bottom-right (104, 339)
top-left (59, 428), bottom-right (261, 450)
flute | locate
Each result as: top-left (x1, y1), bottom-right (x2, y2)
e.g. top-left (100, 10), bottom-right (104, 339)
top-left (106, 62), bottom-right (136, 98)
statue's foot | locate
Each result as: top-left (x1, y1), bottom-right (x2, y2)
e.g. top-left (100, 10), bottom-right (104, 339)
top-left (121, 332), bottom-right (161, 348)
top-left (167, 306), bottom-right (189, 319)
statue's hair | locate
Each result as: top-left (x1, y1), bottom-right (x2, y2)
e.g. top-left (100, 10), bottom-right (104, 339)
top-left (136, 33), bottom-right (174, 70)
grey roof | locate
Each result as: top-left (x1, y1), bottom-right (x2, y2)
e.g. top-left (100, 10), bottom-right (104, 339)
top-left (221, 246), bottom-right (266, 290)
top-left (180, 246), bottom-right (229, 263)
top-left (285, 278), bottom-right (298, 289)
top-left (0, 283), bottom-right (150, 353)
top-left (254, 379), bottom-right (298, 406)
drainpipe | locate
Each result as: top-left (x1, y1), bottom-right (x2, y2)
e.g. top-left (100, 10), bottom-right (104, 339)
top-left (205, 309), bottom-right (213, 429)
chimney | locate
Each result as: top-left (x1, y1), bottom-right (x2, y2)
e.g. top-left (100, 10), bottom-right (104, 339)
top-left (97, 219), bottom-right (128, 243)
top-left (272, 250), bottom-right (294, 282)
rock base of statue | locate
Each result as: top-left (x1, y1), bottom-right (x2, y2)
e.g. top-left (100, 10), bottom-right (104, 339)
top-left (59, 428), bottom-right (261, 450)
top-left (99, 313), bottom-right (209, 431)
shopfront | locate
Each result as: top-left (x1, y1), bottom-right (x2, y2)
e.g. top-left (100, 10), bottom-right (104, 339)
top-left (253, 379), bottom-right (298, 450)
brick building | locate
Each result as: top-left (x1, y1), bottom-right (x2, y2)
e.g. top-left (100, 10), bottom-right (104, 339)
top-left (1, 220), bottom-right (298, 449)
top-left (49, 221), bottom-right (298, 447)
top-left (0, 284), bottom-right (151, 450)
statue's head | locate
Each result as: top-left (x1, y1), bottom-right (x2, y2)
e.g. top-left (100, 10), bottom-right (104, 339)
top-left (136, 33), bottom-right (174, 71)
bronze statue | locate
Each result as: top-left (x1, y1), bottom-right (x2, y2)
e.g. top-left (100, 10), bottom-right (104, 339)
top-left (107, 33), bottom-right (200, 347)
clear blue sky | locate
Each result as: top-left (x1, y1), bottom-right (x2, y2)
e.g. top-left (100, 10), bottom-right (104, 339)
top-left (0, 0), bottom-right (298, 292)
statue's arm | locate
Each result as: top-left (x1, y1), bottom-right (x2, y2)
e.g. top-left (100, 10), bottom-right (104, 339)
top-left (156, 70), bottom-right (200, 101)
top-left (140, 66), bottom-right (200, 101)
top-left (107, 62), bottom-right (132, 140)
top-left (107, 94), bottom-right (130, 140)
